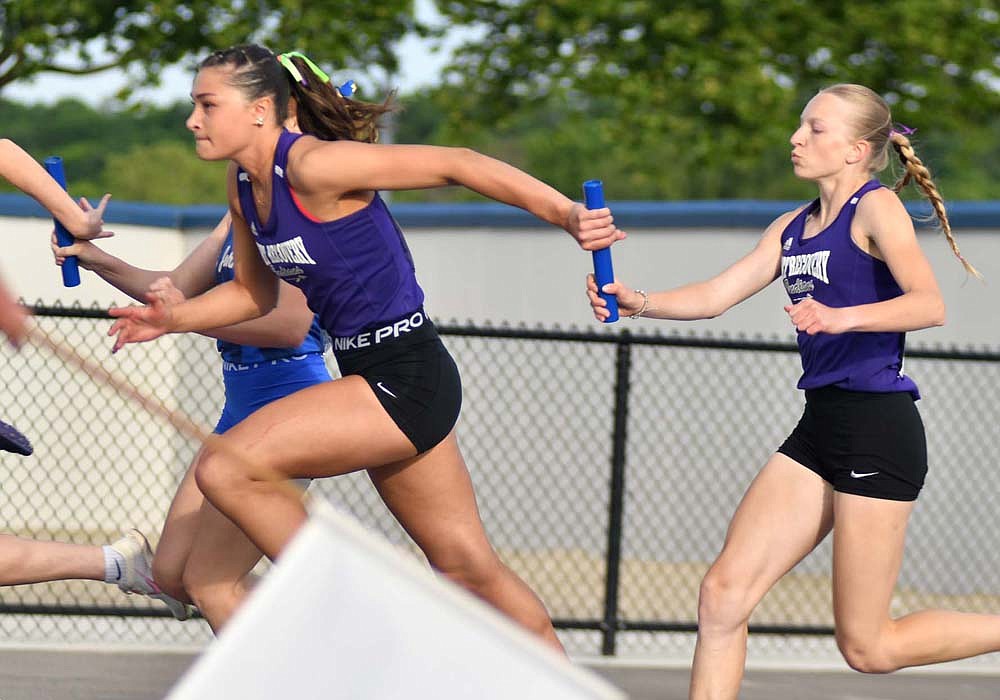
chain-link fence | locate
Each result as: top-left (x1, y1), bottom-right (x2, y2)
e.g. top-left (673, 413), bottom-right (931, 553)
top-left (1, 303), bottom-right (998, 656)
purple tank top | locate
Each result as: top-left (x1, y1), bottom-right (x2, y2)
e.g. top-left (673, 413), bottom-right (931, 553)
top-left (236, 130), bottom-right (425, 337)
top-left (780, 179), bottom-right (919, 398)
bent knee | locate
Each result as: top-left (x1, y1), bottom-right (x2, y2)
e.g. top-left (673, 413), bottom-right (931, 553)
top-left (193, 448), bottom-right (244, 499)
top-left (697, 567), bottom-right (755, 629)
top-left (431, 544), bottom-right (504, 591)
top-left (836, 633), bottom-right (898, 674)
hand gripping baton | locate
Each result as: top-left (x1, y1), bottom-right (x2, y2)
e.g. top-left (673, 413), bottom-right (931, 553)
top-left (43, 156), bottom-right (81, 287)
top-left (583, 180), bottom-right (618, 322)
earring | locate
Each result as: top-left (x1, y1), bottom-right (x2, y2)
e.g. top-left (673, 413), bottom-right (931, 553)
top-left (255, 117), bottom-right (264, 127)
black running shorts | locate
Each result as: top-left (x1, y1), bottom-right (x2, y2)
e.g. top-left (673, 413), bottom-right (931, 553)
top-left (778, 386), bottom-right (928, 502)
top-left (333, 309), bottom-right (462, 454)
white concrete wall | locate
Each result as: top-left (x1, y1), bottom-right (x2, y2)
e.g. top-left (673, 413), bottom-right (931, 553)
top-left (4, 214), bottom-right (997, 347)
top-left (405, 226), bottom-right (1000, 348)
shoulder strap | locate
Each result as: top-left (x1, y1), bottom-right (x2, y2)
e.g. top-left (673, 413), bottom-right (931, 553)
top-left (273, 129), bottom-right (304, 180)
top-left (781, 198), bottom-right (818, 243)
top-left (846, 179), bottom-right (883, 207)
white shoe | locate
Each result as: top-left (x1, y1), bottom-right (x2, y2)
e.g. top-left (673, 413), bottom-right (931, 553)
top-left (109, 529), bottom-right (191, 621)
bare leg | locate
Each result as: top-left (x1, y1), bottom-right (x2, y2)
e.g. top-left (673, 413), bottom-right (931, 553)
top-left (370, 431), bottom-right (563, 652)
top-left (194, 376), bottom-right (416, 559)
top-left (832, 492), bottom-right (1000, 672)
top-left (0, 534), bottom-right (103, 585)
top-left (181, 498), bottom-right (264, 632)
top-left (152, 448), bottom-right (265, 630)
top-left (194, 377), bottom-right (561, 646)
top-left (689, 454), bottom-right (834, 700)
top-left (150, 457), bottom-right (204, 602)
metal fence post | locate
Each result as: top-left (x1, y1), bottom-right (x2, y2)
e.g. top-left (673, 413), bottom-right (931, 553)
top-left (601, 330), bottom-right (632, 655)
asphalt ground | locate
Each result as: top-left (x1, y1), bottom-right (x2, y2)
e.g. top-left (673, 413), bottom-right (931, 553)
top-left (0, 648), bottom-right (996, 700)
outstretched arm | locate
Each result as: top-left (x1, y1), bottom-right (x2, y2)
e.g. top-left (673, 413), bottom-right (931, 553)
top-left (145, 275), bottom-right (313, 348)
top-left (53, 216), bottom-right (223, 302)
top-left (60, 213), bottom-right (312, 348)
top-left (287, 138), bottom-right (624, 251)
top-left (109, 165), bottom-right (282, 352)
top-left (588, 211), bottom-right (796, 322)
top-left (0, 139), bottom-right (111, 239)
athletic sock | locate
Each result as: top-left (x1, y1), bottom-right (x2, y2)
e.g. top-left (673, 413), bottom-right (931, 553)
top-left (103, 545), bottom-right (125, 584)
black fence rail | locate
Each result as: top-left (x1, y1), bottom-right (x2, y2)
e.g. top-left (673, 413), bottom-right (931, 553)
top-left (2, 303), bottom-right (998, 656)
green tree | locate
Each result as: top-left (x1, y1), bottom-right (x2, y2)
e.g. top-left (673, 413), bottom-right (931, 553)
top-left (0, 97), bottom-right (198, 198)
top-left (0, 1), bottom-right (420, 95)
top-left (433, 0), bottom-right (1000, 198)
top-left (97, 141), bottom-right (228, 204)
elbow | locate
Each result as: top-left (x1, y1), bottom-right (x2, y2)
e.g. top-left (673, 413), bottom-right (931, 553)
top-left (446, 147), bottom-right (479, 184)
top-left (271, 311), bottom-right (312, 348)
top-left (923, 290), bottom-right (945, 328)
top-left (698, 285), bottom-right (733, 320)
top-left (930, 300), bottom-right (946, 328)
top-left (250, 284), bottom-right (280, 318)
top-left (702, 299), bottom-right (729, 321)
top-left (283, 324), bottom-right (310, 348)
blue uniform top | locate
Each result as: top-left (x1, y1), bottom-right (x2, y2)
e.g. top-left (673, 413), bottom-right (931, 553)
top-left (235, 130), bottom-right (425, 339)
top-left (214, 226), bottom-right (326, 364)
top-left (780, 179), bottom-right (920, 399)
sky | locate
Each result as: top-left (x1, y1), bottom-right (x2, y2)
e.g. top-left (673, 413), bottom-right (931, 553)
top-left (4, 0), bottom-right (476, 107)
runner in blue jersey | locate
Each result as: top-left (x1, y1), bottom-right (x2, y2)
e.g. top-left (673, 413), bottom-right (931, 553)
top-left (589, 84), bottom-right (993, 697)
top-left (106, 44), bottom-right (622, 646)
top-left (53, 208), bottom-right (331, 628)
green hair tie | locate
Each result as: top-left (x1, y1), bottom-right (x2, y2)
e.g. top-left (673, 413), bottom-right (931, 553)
top-left (277, 51), bottom-right (330, 85)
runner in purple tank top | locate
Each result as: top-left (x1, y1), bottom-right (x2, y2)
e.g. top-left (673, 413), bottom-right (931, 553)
top-left (589, 84), bottom-right (994, 698)
top-left (106, 44), bottom-right (623, 649)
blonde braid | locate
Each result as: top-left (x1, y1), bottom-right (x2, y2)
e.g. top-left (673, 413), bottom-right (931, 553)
top-left (890, 132), bottom-right (980, 278)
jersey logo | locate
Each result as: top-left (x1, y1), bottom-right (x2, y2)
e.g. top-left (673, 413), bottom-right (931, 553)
top-left (256, 236), bottom-right (318, 266)
top-left (274, 164), bottom-right (285, 178)
top-left (217, 243), bottom-right (235, 274)
top-left (783, 238), bottom-right (793, 251)
top-left (376, 382), bottom-right (398, 399)
top-left (784, 278), bottom-right (815, 296)
top-left (781, 250), bottom-right (831, 284)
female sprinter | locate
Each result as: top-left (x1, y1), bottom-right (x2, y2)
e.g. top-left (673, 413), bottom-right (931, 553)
top-left (588, 84), bottom-right (996, 698)
top-left (106, 44), bottom-right (623, 647)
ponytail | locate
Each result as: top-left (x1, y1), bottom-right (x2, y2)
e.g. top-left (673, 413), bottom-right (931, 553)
top-left (277, 51), bottom-right (394, 144)
top-left (818, 84), bottom-right (979, 277)
top-left (198, 44), bottom-right (394, 144)
top-left (889, 130), bottom-right (980, 278)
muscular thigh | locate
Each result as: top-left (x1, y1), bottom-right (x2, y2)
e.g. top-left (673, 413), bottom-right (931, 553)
top-left (215, 375), bottom-right (418, 481)
top-left (368, 432), bottom-right (495, 570)
top-left (711, 453), bottom-right (834, 594)
top-left (832, 492), bottom-right (913, 631)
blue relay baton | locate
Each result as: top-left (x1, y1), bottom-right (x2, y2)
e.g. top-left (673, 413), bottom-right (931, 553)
top-left (583, 180), bottom-right (618, 323)
top-left (43, 156), bottom-right (81, 287)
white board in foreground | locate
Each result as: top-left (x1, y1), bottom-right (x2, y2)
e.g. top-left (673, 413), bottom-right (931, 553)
top-left (167, 499), bottom-right (627, 700)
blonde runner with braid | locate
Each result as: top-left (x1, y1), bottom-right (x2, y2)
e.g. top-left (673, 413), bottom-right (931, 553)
top-left (820, 83), bottom-right (979, 277)
top-left (588, 82), bottom-right (998, 700)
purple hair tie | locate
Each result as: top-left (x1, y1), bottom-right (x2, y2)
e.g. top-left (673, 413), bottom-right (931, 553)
top-left (889, 122), bottom-right (917, 138)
